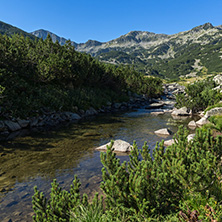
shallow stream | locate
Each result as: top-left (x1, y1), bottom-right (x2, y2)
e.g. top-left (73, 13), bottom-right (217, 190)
top-left (0, 107), bottom-right (195, 222)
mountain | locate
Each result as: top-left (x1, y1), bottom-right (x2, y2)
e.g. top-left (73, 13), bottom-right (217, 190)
top-left (0, 21), bottom-right (35, 39)
top-left (31, 23), bottom-right (222, 79)
top-left (1, 20), bottom-right (222, 79)
top-left (30, 29), bottom-right (78, 48)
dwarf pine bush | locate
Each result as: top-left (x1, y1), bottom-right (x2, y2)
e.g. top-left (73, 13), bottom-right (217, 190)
top-left (32, 127), bottom-right (222, 221)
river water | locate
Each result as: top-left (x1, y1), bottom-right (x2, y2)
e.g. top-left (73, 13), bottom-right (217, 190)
top-left (0, 107), bottom-right (195, 221)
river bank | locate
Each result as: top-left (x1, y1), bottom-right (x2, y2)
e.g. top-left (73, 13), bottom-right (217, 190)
top-left (0, 82), bottom-right (186, 142)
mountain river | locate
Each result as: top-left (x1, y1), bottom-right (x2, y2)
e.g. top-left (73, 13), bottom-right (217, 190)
top-left (0, 104), bottom-right (197, 222)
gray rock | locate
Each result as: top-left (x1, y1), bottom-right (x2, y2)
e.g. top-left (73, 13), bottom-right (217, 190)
top-left (205, 107), bottom-right (222, 118)
top-left (196, 117), bottom-right (210, 126)
top-left (4, 120), bottom-right (21, 132)
top-left (63, 112), bottom-right (81, 120)
top-left (18, 120), bottom-right (30, 128)
top-left (171, 107), bottom-right (192, 116)
top-left (30, 118), bottom-right (39, 127)
top-left (164, 139), bottom-right (175, 146)
top-left (85, 107), bottom-right (98, 116)
top-left (96, 139), bottom-right (132, 153)
top-left (213, 74), bottom-right (222, 85)
top-left (188, 120), bottom-right (197, 128)
top-left (154, 128), bottom-right (172, 136)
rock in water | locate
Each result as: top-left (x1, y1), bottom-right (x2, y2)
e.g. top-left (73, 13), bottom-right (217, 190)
top-left (171, 107), bottom-right (192, 116)
top-left (154, 128), bottom-right (172, 136)
top-left (96, 139), bottom-right (132, 152)
top-left (196, 117), bottom-right (210, 126)
top-left (188, 120), bottom-right (197, 129)
top-left (85, 107), bottom-right (98, 116)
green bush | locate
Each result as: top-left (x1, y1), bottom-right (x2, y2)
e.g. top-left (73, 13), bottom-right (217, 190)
top-left (209, 115), bottom-right (222, 132)
top-left (32, 127), bottom-right (222, 221)
top-left (176, 79), bottom-right (222, 112)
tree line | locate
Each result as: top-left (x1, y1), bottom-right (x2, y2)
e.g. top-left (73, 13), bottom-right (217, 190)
top-left (0, 34), bottom-right (163, 118)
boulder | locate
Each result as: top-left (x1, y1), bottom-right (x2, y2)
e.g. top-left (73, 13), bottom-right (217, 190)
top-left (96, 139), bottom-right (132, 153)
top-left (196, 117), bottom-right (210, 126)
top-left (188, 120), bottom-right (197, 129)
top-left (164, 139), bottom-right (175, 146)
top-left (213, 74), bottom-right (222, 85)
top-left (63, 112), bottom-right (81, 120)
top-left (85, 107), bottom-right (98, 116)
top-left (4, 120), bottom-right (21, 132)
top-left (154, 128), bottom-right (172, 136)
top-left (205, 107), bottom-right (222, 118)
top-left (171, 107), bottom-right (192, 116)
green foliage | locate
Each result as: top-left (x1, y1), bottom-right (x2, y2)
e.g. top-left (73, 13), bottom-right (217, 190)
top-left (175, 79), bottom-right (222, 112)
top-left (0, 34), bottom-right (162, 118)
top-left (209, 115), bottom-right (222, 132)
top-left (32, 127), bottom-right (222, 221)
top-left (179, 191), bottom-right (222, 221)
top-left (100, 127), bottom-right (222, 218)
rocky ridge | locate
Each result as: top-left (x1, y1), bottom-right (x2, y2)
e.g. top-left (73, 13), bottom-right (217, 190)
top-left (30, 23), bottom-right (222, 78)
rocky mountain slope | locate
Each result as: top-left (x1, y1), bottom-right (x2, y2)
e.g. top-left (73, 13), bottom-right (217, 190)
top-left (1, 20), bottom-right (222, 79)
top-left (31, 23), bottom-right (222, 79)
top-left (31, 29), bottom-right (78, 48)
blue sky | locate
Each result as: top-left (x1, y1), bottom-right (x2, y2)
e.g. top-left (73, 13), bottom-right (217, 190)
top-left (1, 0), bottom-right (222, 43)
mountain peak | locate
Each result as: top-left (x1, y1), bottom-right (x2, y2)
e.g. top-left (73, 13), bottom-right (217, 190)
top-left (85, 39), bottom-right (102, 47)
top-left (31, 29), bottom-right (77, 47)
top-left (191, 22), bottom-right (214, 32)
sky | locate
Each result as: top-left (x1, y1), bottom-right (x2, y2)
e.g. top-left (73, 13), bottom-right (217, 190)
top-left (1, 0), bottom-right (222, 43)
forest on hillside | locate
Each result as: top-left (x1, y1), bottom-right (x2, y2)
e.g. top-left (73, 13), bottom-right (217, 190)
top-left (0, 34), bottom-right (163, 118)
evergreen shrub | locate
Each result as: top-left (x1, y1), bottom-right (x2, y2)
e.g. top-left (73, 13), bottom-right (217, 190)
top-left (32, 127), bottom-right (222, 221)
